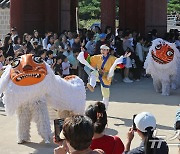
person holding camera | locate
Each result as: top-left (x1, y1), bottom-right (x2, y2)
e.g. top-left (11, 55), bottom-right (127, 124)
top-left (124, 112), bottom-right (169, 154)
top-left (54, 115), bottom-right (104, 154)
top-left (85, 102), bottom-right (125, 154)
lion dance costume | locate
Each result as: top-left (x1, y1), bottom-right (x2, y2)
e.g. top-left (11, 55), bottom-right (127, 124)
top-left (144, 38), bottom-right (180, 95)
top-left (0, 54), bottom-right (86, 143)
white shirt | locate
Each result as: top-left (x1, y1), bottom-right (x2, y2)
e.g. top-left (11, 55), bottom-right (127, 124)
top-left (46, 58), bottom-right (53, 66)
top-left (136, 43), bottom-right (144, 62)
top-left (47, 44), bottom-right (52, 50)
top-left (62, 61), bottom-right (70, 75)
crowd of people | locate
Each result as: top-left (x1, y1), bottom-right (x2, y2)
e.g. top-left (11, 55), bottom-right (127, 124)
top-left (0, 26), bottom-right (179, 154)
top-left (53, 102), bottom-right (169, 154)
top-left (0, 26), bottom-right (179, 84)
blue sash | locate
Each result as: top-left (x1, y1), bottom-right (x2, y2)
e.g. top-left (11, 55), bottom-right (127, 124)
top-left (99, 55), bottom-right (110, 88)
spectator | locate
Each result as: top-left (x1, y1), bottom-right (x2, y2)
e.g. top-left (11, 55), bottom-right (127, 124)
top-left (10, 27), bottom-right (18, 42)
top-left (2, 35), bottom-right (14, 58)
top-left (0, 47), bottom-right (4, 76)
top-left (46, 50), bottom-right (54, 67)
top-left (115, 28), bottom-right (124, 57)
top-left (85, 102), bottom-right (125, 154)
top-left (54, 56), bottom-right (62, 76)
top-left (151, 29), bottom-right (158, 40)
top-left (59, 34), bottom-right (72, 57)
top-left (85, 32), bottom-right (96, 56)
top-left (67, 50), bottom-right (79, 75)
top-left (54, 115), bottom-right (104, 154)
top-left (72, 34), bottom-right (81, 53)
top-left (32, 40), bottom-right (39, 51)
top-left (62, 55), bottom-right (70, 77)
top-left (175, 34), bottom-right (180, 50)
top-left (133, 36), bottom-right (148, 81)
top-left (31, 30), bottom-right (42, 45)
top-left (122, 31), bottom-right (134, 83)
top-left (67, 31), bottom-right (74, 47)
top-left (13, 36), bottom-right (22, 51)
top-left (95, 33), bottom-right (109, 55)
top-left (93, 26), bottom-right (102, 42)
top-left (47, 35), bottom-right (55, 50)
top-left (124, 112), bottom-right (169, 154)
top-left (42, 31), bottom-right (52, 49)
top-left (22, 33), bottom-right (33, 53)
top-left (104, 26), bottom-right (114, 42)
top-left (36, 49), bottom-right (47, 60)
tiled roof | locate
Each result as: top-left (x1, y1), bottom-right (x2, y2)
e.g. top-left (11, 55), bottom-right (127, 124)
top-left (0, 0), bottom-right (10, 9)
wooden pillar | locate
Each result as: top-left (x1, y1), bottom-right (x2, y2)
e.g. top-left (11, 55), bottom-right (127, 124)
top-left (10, 0), bottom-right (24, 36)
top-left (145, 0), bottom-right (167, 37)
top-left (71, 0), bottom-right (78, 32)
top-left (101, 0), bottom-right (116, 33)
top-left (119, 0), bottom-right (145, 35)
top-left (60, 0), bottom-right (71, 32)
top-left (119, 0), bottom-right (167, 37)
top-left (44, 0), bottom-right (59, 33)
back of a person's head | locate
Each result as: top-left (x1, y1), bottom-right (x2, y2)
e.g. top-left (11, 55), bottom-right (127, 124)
top-left (63, 115), bottom-right (94, 151)
top-left (123, 31), bottom-right (130, 38)
top-left (4, 35), bottom-right (11, 46)
top-left (85, 102), bottom-right (107, 134)
top-left (135, 112), bottom-right (168, 154)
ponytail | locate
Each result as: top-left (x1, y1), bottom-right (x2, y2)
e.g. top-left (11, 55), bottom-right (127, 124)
top-left (144, 127), bottom-right (154, 154)
top-left (85, 102), bottom-right (107, 134)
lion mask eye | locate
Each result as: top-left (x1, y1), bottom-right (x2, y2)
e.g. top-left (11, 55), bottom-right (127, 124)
top-left (166, 50), bottom-right (174, 56)
top-left (11, 59), bottom-right (20, 68)
top-left (155, 44), bottom-right (162, 50)
top-left (33, 56), bottom-right (43, 64)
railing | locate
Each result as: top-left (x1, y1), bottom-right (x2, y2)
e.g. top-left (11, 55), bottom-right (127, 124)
top-left (167, 15), bottom-right (177, 26)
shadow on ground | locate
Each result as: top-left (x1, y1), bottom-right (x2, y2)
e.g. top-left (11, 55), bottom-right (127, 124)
top-left (108, 116), bottom-right (174, 131)
top-left (86, 75), bottom-right (180, 106)
top-left (20, 142), bottom-right (56, 154)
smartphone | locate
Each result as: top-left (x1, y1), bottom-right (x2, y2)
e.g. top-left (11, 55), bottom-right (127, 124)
top-left (54, 119), bottom-right (64, 142)
top-left (133, 114), bottom-right (137, 131)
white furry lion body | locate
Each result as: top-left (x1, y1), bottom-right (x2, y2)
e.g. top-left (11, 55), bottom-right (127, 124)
top-left (0, 63), bottom-right (86, 143)
top-left (144, 38), bottom-right (180, 96)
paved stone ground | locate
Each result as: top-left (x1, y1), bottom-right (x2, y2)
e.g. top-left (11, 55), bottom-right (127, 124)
top-left (0, 76), bottom-right (179, 154)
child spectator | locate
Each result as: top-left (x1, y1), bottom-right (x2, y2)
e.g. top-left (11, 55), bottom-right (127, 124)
top-left (54, 56), bottom-right (62, 76)
top-left (85, 102), bottom-right (125, 154)
top-left (62, 55), bottom-right (70, 77)
top-left (46, 50), bottom-right (54, 67)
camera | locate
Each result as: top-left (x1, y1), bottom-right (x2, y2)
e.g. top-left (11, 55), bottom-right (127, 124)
top-left (132, 114), bottom-right (137, 131)
top-left (54, 119), bottom-right (64, 142)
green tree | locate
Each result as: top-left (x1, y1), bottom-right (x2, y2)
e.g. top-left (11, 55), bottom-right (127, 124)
top-left (167, 0), bottom-right (180, 14)
top-left (79, 0), bottom-right (100, 20)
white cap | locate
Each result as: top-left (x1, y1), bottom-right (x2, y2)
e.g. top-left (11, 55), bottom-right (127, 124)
top-left (134, 112), bottom-right (156, 132)
top-left (100, 44), bottom-right (110, 50)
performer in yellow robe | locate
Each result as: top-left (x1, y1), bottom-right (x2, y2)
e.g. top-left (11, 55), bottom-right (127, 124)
top-left (78, 44), bottom-right (130, 109)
